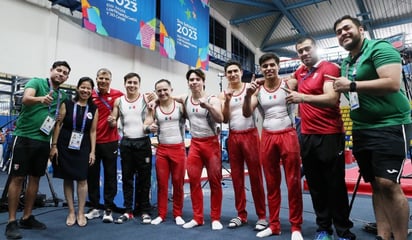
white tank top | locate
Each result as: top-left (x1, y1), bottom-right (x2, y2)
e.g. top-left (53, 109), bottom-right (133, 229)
top-left (257, 81), bottom-right (293, 131)
top-left (185, 95), bottom-right (217, 138)
top-left (229, 84), bottom-right (255, 131)
top-left (119, 95), bottom-right (146, 138)
top-left (155, 101), bottom-right (185, 144)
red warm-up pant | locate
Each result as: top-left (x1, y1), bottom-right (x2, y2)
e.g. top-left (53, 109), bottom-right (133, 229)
top-left (186, 135), bottom-right (222, 223)
top-left (260, 128), bottom-right (303, 233)
top-left (228, 128), bottom-right (266, 222)
top-left (155, 143), bottom-right (186, 219)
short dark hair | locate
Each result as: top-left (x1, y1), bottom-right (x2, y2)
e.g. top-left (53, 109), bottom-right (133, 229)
top-left (333, 15), bottom-right (362, 32)
top-left (52, 61), bottom-right (71, 73)
top-left (295, 36), bottom-right (316, 49)
top-left (224, 60), bottom-right (242, 72)
top-left (186, 69), bottom-right (205, 81)
top-left (123, 72), bottom-right (141, 84)
top-left (155, 79), bottom-right (171, 89)
top-left (259, 53), bottom-right (280, 66)
top-left (74, 76), bottom-right (95, 105)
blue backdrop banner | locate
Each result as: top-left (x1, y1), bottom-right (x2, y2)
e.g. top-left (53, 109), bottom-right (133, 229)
top-left (160, 0), bottom-right (210, 70)
top-left (81, 0), bottom-right (156, 48)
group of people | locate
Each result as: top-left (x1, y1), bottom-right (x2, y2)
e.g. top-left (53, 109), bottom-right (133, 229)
top-left (4, 14), bottom-right (411, 240)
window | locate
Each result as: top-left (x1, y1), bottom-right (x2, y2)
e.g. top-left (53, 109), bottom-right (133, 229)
top-left (209, 17), bottom-right (226, 50)
top-left (231, 35), bottom-right (255, 73)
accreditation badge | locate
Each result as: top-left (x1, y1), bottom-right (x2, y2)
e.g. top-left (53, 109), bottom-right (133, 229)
top-left (349, 92), bottom-right (360, 110)
top-left (40, 115), bottom-right (56, 135)
top-left (68, 131), bottom-right (83, 150)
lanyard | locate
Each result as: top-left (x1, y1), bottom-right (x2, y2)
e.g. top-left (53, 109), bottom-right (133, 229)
top-left (301, 67), bottom-right (317, 81)
top-left (345, 54), bottom-right (362, 80)
top-left (96, 90), bottom-right (112, 111)
top-left (73, 103), bottom-right (89, 133)
top-left (48, 79), bottom-right (61, 118)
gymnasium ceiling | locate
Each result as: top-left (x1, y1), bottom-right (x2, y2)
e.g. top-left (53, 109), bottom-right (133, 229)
top-left (49, 0), bottom-right (412, 58)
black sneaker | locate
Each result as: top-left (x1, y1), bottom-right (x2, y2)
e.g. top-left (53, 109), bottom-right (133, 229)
top-left (19, 215), bottom-right (47, 230)
top-left (5, 221), bottom-right (22, 239)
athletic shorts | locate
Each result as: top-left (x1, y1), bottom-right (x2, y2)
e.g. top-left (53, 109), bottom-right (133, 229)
top-left (8, 136), bottom-right (50, 177)
top-left (352, 125), bottom-right (407, 183)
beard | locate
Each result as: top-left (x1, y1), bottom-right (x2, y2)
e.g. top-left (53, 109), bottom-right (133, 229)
top-left (342, 34), bottom-right (362, 51)
top-left (302, 56), bottom-right (318, 67)
top-left (50, 76), bottom-right (64, 86)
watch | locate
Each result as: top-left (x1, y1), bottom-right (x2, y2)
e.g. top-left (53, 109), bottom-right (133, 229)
top-left (349, 81), bottom-right (357, 92)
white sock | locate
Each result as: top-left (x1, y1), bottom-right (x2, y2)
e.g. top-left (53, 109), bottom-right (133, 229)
top-left (150, 216), bottom-right (163, 225)
top-left (256, 228), bottom-right (273, 238)
top-left (211, 220), bottom-right (223, 230)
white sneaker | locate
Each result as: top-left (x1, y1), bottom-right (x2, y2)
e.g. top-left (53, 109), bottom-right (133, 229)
top-left (102, 210), bottom-right (113, 223)
top-left (84, 209), bottom-right (100, 220)
top-left (291, 231), bottom-right (303, 240)
top-left (151, 216), bottom-right (163, 225)
top-left (182, 219), bottom-right (200, 229)
top-left (175, 216), bottom-right (185, 225)
top-left (256, 228), bottom-right (273, 238)
top-left (254, 219), bottom-right (268, 231)
top-left (211, 220), bottom-right (223, 230)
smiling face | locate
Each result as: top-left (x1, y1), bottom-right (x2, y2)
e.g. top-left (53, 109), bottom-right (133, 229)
top-left (155, 80), bottom-right (172, 102)
top-left (96, 70), bottom-right (112, 94)
top-left (49, 65), bottom-right (70, 87)
top-left (335, 19), bottom-right (364, 52)
top-left (187, 72), bottom-right (205, 93)
top-left (124, 76), bottom-right (140, 95)
top-left (296, 39), bottom-right (318, 67)
top-left (260, 58), bottom-right (279, 80)
top-left (225, 64), bottom-right (243, 85)
top-left (77, 80), bottom-right (93, 102)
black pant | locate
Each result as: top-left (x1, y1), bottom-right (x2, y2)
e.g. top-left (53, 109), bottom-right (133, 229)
top-left (87, 141), bottom-right (119, 210)
top-left (119, 137), bottom-right (152, 214)
top-left (301, 133), bottom-right (353, 237)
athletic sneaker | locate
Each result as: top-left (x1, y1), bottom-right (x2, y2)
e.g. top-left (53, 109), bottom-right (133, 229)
top-left (19, 215), bottom-right (46, 230)
top-left (314, 231), bottom-right (333, 240)
top-left (254, 219), bottom-right (268, 231)
top-left (84, 208), bottom-right (100, 220)
top-left (102, 210), bottom-right (113, 223)
top-left (114, 213), bottom-right (133, 224)
top-left (5, 220), bottom-right (22, 239)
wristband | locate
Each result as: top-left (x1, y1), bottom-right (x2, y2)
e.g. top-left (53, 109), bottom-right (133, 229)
top-left (301, 95), bottom-right (305, 103)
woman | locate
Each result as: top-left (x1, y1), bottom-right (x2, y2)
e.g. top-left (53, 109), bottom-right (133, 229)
top-left (50, 77), bottom-right (98, 227)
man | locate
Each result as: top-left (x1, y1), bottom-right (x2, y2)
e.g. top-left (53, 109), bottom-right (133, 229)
top-left (85, 68), bottom-right (123, 223)
top-left (219, 60), bottom-right (267, 231)
top-left (5, 61), bottom-right (71, 239)
top-left (110, 72), bottom-right (153, 224)
top-left (243, 53), bottom-right (303, 239)
top-left (285, 36), bottom-right (355, 240)
top-left (144, 79), bottom-right (186, 226)
top-left (331, 15), bottom-right (411, 240)
top-left (180, 69), bottom-right (224, 230)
